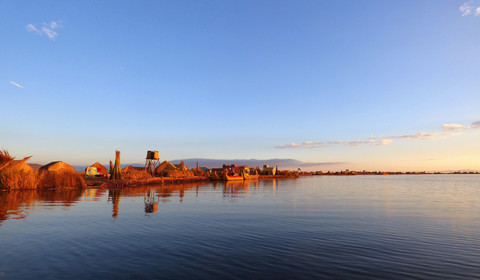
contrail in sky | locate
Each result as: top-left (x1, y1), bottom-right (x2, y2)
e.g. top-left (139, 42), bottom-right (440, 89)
top-left (9, 81), bottom-right (24, 88)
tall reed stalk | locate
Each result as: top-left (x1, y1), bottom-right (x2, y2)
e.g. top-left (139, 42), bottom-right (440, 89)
top-left (109, 151), bottom-right (123, 180)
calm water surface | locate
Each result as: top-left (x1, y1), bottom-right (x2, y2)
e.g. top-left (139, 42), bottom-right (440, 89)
top-left (1, 175), bottom-right (480, 279)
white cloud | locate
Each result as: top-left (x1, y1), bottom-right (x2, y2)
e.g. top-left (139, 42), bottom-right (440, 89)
top-left (26, 24), bottom-right (40, 33)
top-left (275, 138), bottom-right (391, 149)
top-left (442, 124), bottom-right (468, 131)
top-left (385, 132), bottom-right (458, 140)
top-left (442, 121), bottom-right (480, 131)
top-left (9, 81), bottom-right (24, 88)
top-left (275, 142), bottom-right (327, 149)
top-left (26, 21), bottom-right (60, 40)
top-left (459, 1), bottom-right (480, 16)
top-left (275, 121), bottom-right (479, 149)
top-left (460, 2), bottom-right (473, 16)
top-left (380, 139), bottom-right (393, 145)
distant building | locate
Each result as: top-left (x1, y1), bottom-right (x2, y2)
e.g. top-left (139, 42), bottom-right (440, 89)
top-left (262, 165), bottom-right (276, 175)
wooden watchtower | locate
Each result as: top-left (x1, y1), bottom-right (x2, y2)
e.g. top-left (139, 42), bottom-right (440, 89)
top-left (145, 150), bottom-right (160, 174)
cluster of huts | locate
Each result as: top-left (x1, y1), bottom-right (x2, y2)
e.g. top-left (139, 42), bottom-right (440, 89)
top-left (84, 160), bottom-right (201, 180)
top-left (0, 148), bottom-right (286, 190)
top-left (0, 150), bottom-right (85, 189)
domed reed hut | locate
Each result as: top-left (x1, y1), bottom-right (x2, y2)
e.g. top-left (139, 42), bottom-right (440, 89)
top-left (39, 161), bottom-right (75, 173)
top-left (38, 161), bottom-right (85, 189)
top-left (154, 161), bottom-right (177, 177)
top-left (0, 153), bottom-right (36, 190)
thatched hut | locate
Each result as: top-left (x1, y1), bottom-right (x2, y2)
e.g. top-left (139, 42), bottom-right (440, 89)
top-left (4, 159), bottom-right (34, 173)
top-left (165, 161), bottom-right (194, 178)
top-left (0, 157), bottom-right (36, 189)
top-left (40, 161), bottom-right (75, 173)
top-left (37, 161), bottom-right (85, 189)
top-left (154, 161), bottom-right (177, 177)
top-left (90, 162), bottom-right (108, 176)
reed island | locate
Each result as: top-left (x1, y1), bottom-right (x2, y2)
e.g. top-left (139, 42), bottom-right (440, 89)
top-left (0, 150), bottom-right (299, 191)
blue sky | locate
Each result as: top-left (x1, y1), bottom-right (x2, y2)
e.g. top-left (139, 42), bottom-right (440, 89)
top-left (1, 0), bottom-right (479, 171)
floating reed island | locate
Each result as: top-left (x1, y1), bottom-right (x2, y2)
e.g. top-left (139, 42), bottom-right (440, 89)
top-left (0, 149), bottom-right (299, 190)
top-left (0, 150), bottom-right (85, 190)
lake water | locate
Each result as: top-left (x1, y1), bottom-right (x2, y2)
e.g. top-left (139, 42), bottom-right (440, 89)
top-left (1, 175), bottom-right (480, 279)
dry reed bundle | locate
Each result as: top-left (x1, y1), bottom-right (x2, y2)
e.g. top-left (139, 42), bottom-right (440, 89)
top-left (0, 150), bottom-right (14, 171)
top-left (109, 150), bottom-right (123, 180)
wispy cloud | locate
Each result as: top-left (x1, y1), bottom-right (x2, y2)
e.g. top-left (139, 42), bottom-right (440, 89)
top-left (442, 121), bottom-right (480, 131)
top-left (460, 2), bottom-right (473, 16)
top-left (26, 21), bottom-right (61, 40)
top-left (275, 139), bottom-right (391, 149)
top-left (374, 131), bottom-right (462, 140)
top-left (459, 1), bottom-right (480, 16)
top-left (9, 81), bottom-right (24, 88)
top-left (275, 121), bottom-right (480, 149)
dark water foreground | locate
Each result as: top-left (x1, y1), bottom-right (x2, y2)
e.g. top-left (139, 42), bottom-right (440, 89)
top-left (1, 175), bottom-right (480, 279)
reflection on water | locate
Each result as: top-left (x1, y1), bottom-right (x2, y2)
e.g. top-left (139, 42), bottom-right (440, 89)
top-left (1, 175), bottom-right (480, 279)
top-left (0, 189), bottom-right (85, 224)
top-left (0, 180), bottom-right (277, 222)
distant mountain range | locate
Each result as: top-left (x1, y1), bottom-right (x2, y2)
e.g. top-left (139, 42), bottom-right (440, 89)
top-left (168, 158), bottom-right (343, 170)
top-left (29, 158), bottom-right (344, 172)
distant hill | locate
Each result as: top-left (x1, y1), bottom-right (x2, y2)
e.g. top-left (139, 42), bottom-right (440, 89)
top-left (168, 158), bottom-right (343, 170)
top-left (27, 163), bottom-right (43, 171)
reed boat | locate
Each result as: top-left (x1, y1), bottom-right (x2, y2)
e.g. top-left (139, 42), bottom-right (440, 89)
top-left (224, 173), bottom-right (244, 181)
top-left (243, 172), bottom-right (259, 180)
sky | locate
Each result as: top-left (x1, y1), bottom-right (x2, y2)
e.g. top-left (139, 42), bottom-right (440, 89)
top-left (1, 0), bottom-right (479, 171)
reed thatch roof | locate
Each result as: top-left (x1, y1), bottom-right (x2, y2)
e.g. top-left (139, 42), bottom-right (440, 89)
top-left (40, 161), bottom-right (75, 173)
top-left (154, 161), bottom-right (177, 175)
top-left (121, 166), bottom-right (138, 172)
top-left (91, 162), bottom-right (108, 174)
top-left (2, 159), bottom-right (33, 173)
